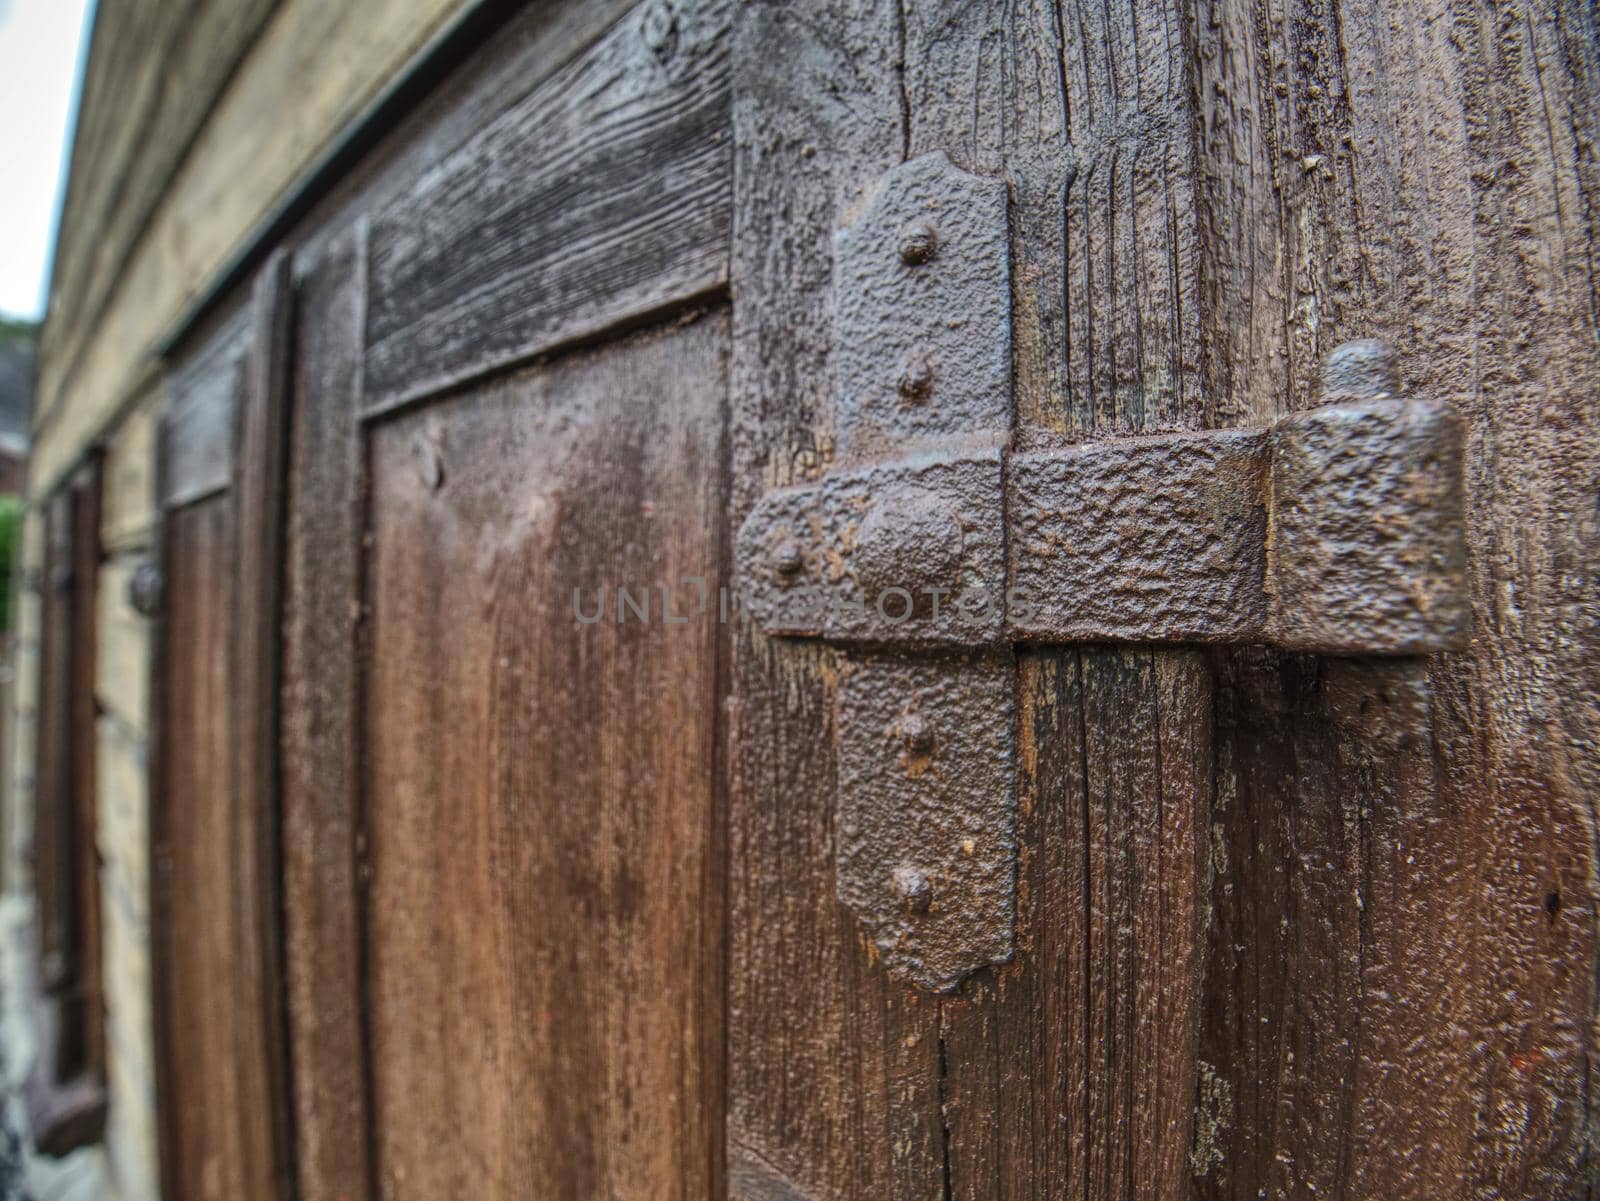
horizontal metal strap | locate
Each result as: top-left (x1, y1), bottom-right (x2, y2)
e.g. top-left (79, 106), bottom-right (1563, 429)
top-left (736, 397), bottom-right (1468, 655)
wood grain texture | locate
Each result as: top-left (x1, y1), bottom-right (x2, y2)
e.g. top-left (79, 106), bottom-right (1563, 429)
top-left (34, 490), bottom-right (77, 1002)
top-left (161, 314), bottom-right (248, 510)
top-left (153, 276), bottom-right (294, 1201)
top-left (281, 223), bottom-right (372, 1201)
top-left (362, 312), bottom-right (729, 1201)
top-left (227, 250), bottom-right (298, 1201)
top-left (28, 459), bottom-right (110, 1152)
top-left (910, 2), bottom-right (1213, 1193)
top-left (363, 0), bottom-right (733, 411)
top-left (1189, 0), bottom-right (1600, 1195)
top-left (153, 495), bottom-right (244, 1201)
top-left (62, 460), bottom-right (106, 1093)
top-left (727, 6), bottom-right (951, 1201)
top-left (729, 4), bottom-right (1213, 1201)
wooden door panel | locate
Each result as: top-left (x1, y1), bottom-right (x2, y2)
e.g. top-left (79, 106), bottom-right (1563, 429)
top-left (363, 311), bottom-right (728, 1200)
top-left (154, 256), bottom-right (295, 1201)
top-left (362, 0), bottom-right (732, 413)
top-left (159, 496), bottom-right (245, 1201)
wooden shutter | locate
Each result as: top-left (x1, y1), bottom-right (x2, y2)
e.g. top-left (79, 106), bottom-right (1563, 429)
top-left (26, 455), bottom-right (108, 1156)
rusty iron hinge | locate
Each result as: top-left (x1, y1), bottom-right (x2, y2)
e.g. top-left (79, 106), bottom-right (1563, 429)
top-left (735, 152), bottom-right (1469, 991)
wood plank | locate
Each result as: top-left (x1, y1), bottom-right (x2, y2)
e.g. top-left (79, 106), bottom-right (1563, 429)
top-left (889, 6), bottom-right (1214, 1201)
top-left (28, 457), bottom-right (109, 1157)
top-left (152, 495), bottom-right (241, 1201)
top-left (1189, 0), bottom-right (1600, 1194)
top-left (281, 222), bottom-right (372, 1201)
top-left (64, 459), bottom-right (106, 1091)
top-left (227, 249), bottom-right (298, 1201)
top-left (363, 312), bottom-right (728, 1201)
top-left (34, 490), bottom-right (76, 1000)
top-left (162, 315), bottom-right (249, 509)
top-left (726, 5), bottom-right (956, 1201)
top-left (362, 0), bottom-right (733, 412)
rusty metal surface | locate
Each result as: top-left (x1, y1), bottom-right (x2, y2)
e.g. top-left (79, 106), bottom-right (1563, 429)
top-left (743, 388), bottom-right (1467, 658)
top-left (1269, 395), bottom-right (1468, 652)
top-left (734, 445), bottom-right (1005, 647)
top-left (1007, 430), bottom-right (1270, 644)
top-left (739, 143), bottom-right (1468, 995)
top-left (833, 152), bottom-right (1010, 460)
top-left (835, 652), bottom-right (1016, 992)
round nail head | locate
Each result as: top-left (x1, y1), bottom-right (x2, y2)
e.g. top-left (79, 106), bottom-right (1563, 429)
top-left (898, 221), bottom-right (939, 265)
top-left (897, 352), bottom-right (935, 402)
top-left (901, 711), bottom-right (935, 753)
top-left (893, 864), bottom-right (933, 914)
top-left (773, 540), bottom-right (805, 579)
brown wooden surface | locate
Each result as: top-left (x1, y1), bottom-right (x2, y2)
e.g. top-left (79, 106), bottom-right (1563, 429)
top-left (361, 312), bottom-right (729, 1200)
top-left (281, 223), bottom-right (372, 1201)
top-left (727, 5), bottom-right (1211, 1198)
top-left (62, 460), bottom-right (106, 1089)
top-left (34, 491), bottom-right (76, 1001)
top-left (228, 250), bottom-right (298, 1200)
top-left (29, 459), bottom-right (109, 1152)
top-left (727, 2), bottom-right (1600, 1200)
top-left (362, 0), bottom-right (732, 411)
top-left (153, 278), bottom-right (295, 1201)
top-left (155, 495), bottom-right (244, 1201)
top-left (134, 1), bottom-right (1600, 1199)
top-left (1189, 1), bottom-right (1600, 1195)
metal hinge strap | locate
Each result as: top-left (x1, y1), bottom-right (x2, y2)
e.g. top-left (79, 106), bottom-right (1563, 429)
top-left (736, 152), bottom-right (1469, 991)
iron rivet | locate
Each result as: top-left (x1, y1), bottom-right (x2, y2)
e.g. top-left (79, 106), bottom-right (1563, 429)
top-left (773, 540), bottom-right (805, 579)
top-left (897, 221), bottom-right (939, 265)
top-left (901, 711), bottom-right (935, 753)
top-left (893, 865), bottom-right (933, 914)
top-left (896, 352), bottom-right (935, 402)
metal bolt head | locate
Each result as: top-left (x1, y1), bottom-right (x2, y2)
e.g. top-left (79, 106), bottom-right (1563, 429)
top-left (127, 562), bottom-right (163, 618)
top-left (896, 352), bottom-right (935, 403)
top-left (892, 864), bottom-right (933, 914)
top-left (897, 221), bottom-right (939, 265)
top-left (900, 711), bottom-right (935, 754)
top-left (772, 540), bottom-right (805, 579)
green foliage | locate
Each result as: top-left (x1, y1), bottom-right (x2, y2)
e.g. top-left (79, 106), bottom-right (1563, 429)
top-left (0, 496), bottom-right (22, 634)
top-left (0, 316), bottom-right (38, 345)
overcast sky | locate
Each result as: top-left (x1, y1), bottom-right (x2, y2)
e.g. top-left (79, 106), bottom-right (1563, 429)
top-left (0, 0), bottom-right (95, 322)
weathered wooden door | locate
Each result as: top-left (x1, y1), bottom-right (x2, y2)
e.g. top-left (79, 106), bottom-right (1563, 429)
top-left (155, 1), bottom-right (1599, 1199)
